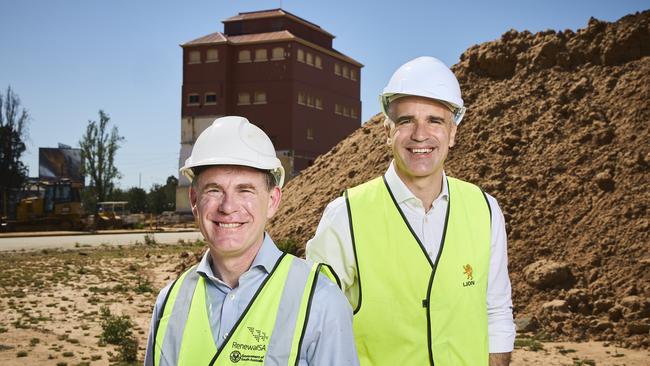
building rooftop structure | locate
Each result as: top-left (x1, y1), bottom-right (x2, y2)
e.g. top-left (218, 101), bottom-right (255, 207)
top-left (176, 9), bottom-right (362, 212)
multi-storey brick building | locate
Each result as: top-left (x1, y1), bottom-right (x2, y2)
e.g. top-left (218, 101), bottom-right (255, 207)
top-left (176, 9), bottom-right (362, 212)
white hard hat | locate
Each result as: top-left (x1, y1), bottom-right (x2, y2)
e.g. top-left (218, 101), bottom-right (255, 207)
top-left (180, 116), bottom-right (285, 188)
top-left (380, 56), bottom-right (466, 124)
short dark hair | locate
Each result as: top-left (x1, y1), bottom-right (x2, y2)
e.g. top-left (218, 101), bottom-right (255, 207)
top-left (191, 165), bottom-right (276, 191)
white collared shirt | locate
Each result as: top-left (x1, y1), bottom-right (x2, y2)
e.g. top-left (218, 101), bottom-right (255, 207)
top-left (306, 161), bottom-right (516, 353)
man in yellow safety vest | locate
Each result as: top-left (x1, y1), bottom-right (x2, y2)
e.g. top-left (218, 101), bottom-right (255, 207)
top-left (307, 57), bottom-right (515, 366)
top-left (145, 116), bottom-right (359, 366)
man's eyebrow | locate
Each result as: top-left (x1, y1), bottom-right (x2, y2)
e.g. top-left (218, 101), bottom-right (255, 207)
top-left (427, 115), bottom-right (446, 122)
top-left (394, 114), bottom-right (446, 122)
top-left (202, 183), bottom-right (221, 190)
top-left (236, 183), bottom-right (257, 190)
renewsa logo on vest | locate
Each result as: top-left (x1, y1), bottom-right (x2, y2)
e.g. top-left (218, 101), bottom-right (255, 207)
top-left (228, 325), bottom-right (268, 363)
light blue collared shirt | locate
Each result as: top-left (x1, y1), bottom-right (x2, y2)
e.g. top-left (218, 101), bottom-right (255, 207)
top-left (144, 233), bottom-right (359, 365)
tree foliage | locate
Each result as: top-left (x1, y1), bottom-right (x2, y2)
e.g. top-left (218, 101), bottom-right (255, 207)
top-left (127, 187), bottom-right (147, 213)
top-left (0, 86), bottom-right (30, 216)
top-left (79, 110), bottom-right (124, 206)
top-left (106, 175), bottom-right (177, 214)
top-left (148, 175), bottom-right (177, 214)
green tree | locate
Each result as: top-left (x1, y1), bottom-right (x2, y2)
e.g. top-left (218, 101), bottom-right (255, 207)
top-left (107, 187), bottom-right (128, 202)
top-left (127, 187), bottom-right (147, 213)
top-left (79, 110), bottom-right (124, 208)
top-left (0, 86), bottom-right (30, 217)
top-left (147, 175), bottom-right (177, 214)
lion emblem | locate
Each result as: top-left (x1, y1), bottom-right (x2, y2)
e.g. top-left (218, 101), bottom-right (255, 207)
top-left (463, 264), bottom-right (473, 280)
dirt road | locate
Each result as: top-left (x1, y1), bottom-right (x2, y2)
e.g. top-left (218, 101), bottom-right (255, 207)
top-left (0, 230), bottom-right (203, 251)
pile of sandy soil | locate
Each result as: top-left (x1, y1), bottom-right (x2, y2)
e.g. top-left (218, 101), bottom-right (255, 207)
top-left (268, 11), bottom-right (650, 347)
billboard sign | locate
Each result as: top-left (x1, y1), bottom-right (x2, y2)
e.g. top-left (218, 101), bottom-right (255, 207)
top-left (39, 148), bottom-right (83, 183)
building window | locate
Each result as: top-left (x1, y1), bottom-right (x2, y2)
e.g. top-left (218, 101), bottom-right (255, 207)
top-left (205, 93), bottom-right (217, 105)
top-left (343, 65), bottom-right (350, 79)
top-left (206, 49), bottom-right (219, 62)
top-left (306, 52), bottom-right (314, 66)
top-left (334, 63), bottom-right (341, 76)
top-left (315, 97), bottom-right (323, 110)
top-left (306, 95), bottom-right (314, 107)
top-left (297, 49), bottom-right (305, 63)
top-left (307, 127), bottom-right (314, 140)
top-left (315, 56), bottom-right (322, 69)
top-left (350, 69), bottom-right (357, 81)
top-left (238, 92), bottom-right (250, 105)
top-left (255, 48), bottom-right (268, 62)
top-left (343, 106), bottom-right (350, 117)
top-left (298, 92), bottom-right (305, 105)
top-left (238, 50), bottom-right (251, 63)
top-left (335, 103), bottom-right (342, 115)
top-left (351, 107), bottom-right (358, 118)
top-left (187, 94), bottom-right (200, 105)
top-left (272, 47), bottom-right (284, 60)
top-left (254, 91), bottom-right (267, 104)
top-left (188, 50), bottom-right (201, 64)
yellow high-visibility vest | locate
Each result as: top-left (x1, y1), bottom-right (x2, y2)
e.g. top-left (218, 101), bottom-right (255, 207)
top-left (346, 176), bottom-right (491, 365)
top-left (154, 253), bottom-right (337, 365)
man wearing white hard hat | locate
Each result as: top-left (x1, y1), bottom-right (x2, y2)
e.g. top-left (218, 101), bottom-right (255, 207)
top-left (307, 57), bottom-right (515, 365)
top-left (145, 116), bottom-right (359, 365)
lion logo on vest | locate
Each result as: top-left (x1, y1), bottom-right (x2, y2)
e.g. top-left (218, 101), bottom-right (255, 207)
top-left (463, 264), bottom-right (475, 287)
top-left (230, 350), bottom-right (242, 363)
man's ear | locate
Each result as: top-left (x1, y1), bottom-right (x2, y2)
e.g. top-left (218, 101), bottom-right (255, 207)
top-left (266, 186), bottom-right (282, 219)
top-left (449, 121), bottom-right (458, 148)
top-left (189, 185), bottom-right (199, 217)
top-left (384, 119), bottom-right (394, 145)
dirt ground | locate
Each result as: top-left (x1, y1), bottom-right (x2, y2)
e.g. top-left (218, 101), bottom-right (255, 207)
top-left (0, 242), bottom-right (648, 365)
top-left (0, 240), bottom-right (201, 366)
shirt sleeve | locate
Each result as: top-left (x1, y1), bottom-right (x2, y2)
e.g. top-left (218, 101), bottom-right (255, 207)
top-left (144, 282), bottom-right (172, 366)
top-left (485, 194), bottom-right (516, 353)
top-left (305, 196), bottom-right (359, 309)
top-left (301, 273), bottom-right (360, 366)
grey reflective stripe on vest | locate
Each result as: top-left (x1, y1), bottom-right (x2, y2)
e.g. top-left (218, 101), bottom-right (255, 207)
top-left (159, 267), bottom-right (201, 366)
top-left (265, 257), bottom-right (313, 364)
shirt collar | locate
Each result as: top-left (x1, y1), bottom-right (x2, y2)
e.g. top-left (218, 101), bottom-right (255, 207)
top-left (196, 232), bottom-right (282, 280)
top-left (384, 160), bottom-right (449, 205)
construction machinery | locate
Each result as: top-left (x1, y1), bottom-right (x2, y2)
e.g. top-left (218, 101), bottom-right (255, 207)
top-left (94, 201), bottom-right (128, 229)
top-left (5, 178), bottom-right (84, 231)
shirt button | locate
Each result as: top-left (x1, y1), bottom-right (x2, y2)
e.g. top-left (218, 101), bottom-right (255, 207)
top-left (229, 294), bottom-right (235, 300)
top-left (223, 333), bottom-right (228, 339)
top-left (427, 251), bottom-right (433, 257)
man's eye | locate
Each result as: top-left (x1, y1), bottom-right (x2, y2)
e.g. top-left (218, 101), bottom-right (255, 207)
top-left (396, 119), bottom-right (410, 125)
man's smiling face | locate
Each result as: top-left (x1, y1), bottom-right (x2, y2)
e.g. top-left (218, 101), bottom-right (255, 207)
top-left (387, 96), bottom-right (457, 184)
top-left (190, 165), bottom-right (281, 260)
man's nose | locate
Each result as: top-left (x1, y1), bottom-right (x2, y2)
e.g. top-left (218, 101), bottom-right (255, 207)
top-left (218, 194), bottom-right (238, 214)
top-left (410, 120), bottom-right (428, 142)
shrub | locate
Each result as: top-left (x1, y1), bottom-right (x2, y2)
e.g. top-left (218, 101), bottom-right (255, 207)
top-left (99, 306), bottom-right (138, 362)
top-left (134, 277), bottom-right (153, 294)
top-left (144, 234), bottom-right (156, 245)
top-left (99, 306), bottom-right (134, 345)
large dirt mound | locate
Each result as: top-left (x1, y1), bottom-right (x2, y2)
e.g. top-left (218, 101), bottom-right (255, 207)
top-left (268, 11), bottom-right (650, 347)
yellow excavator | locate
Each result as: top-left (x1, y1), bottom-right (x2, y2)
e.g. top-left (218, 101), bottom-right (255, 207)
top-left (7, 179), bottom-right (84, 231)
